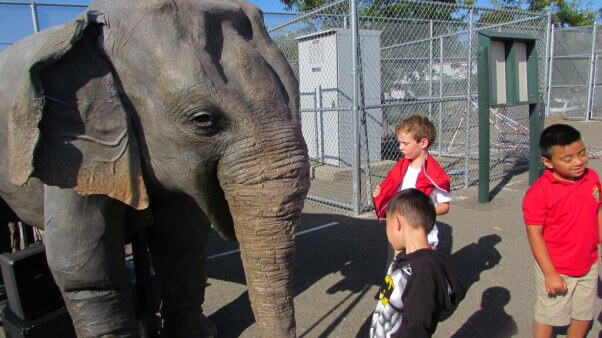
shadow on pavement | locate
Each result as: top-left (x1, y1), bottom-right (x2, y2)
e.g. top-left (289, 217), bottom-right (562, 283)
top-left (445, 231), bottom-right (502, 292)
top-left (205, 215), bottom-right (503, 337)
top-left (206, 212), bottom-right (386, 337)
top-left (357, 222), bottom-right (503, 336)
top-left (451, 286), bottom-right (518, 338)
top-left (207, 291), bottom-right (254, 337)
top-left (488, 164), bottom-right (529, 201)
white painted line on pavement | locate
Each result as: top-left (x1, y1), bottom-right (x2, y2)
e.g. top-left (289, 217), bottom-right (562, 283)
top-left (296, 221), bottom-right (339, 236)
top-left (207, 222), bottom-right (340, 260)
top-left (207, 249), bottom-right (241, 260)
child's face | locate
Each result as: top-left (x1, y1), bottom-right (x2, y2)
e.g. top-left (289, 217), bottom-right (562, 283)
top-left (397, 131), bottom-right (428, 160)
top-left (542, 139), bottom-right (588, 181)
top-left (386, 213), bottom-right (406, 251)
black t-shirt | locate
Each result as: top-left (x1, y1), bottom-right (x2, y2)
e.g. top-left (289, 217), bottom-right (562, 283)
top-left (370, 249), bottom-right (465, 337)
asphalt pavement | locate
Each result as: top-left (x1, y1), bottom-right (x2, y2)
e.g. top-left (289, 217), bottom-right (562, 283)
top-left (0, 118), bottom-right (598, 337)
top-left (203, 117), bottom-right (602, 337)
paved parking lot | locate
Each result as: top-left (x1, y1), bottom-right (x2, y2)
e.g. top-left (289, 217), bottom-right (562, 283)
top-left (203, 118), bottom-right (602, 337)
top-left (0, 119), bottom-right (598, 337)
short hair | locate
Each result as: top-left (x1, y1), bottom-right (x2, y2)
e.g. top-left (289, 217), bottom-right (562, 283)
top-left (539, 124), bottom-right (582, 159)
top-left (395, 115), bottom-right (437, 148)
top-left (386, 188), bottom-right (436, 233)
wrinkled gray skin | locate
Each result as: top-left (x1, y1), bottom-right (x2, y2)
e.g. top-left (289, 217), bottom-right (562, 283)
top-left (0, 0), bottom-right (310, 336)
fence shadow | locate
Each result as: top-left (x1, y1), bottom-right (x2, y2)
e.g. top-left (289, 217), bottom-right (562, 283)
top-left (489, 162), bottom-right (529, 201)
top-left (206, 211), bottom-right (504, 337)
top-left (206, 212), bottom-right (388, 337)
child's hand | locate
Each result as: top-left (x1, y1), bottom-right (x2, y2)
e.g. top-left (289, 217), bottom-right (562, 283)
top-left (544, 272), bottom-right (567, 295)
top-left (372, 185), bottom-right (381, 198)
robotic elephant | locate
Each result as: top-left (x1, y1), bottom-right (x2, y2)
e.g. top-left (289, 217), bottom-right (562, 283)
top-left (0, 0), bottom-right (310, 336)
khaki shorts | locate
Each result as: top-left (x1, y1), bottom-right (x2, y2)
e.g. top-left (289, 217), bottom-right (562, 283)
top-left (534, 263), bottom-right (598, 326)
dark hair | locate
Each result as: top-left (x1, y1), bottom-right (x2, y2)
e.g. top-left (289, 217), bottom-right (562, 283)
top-left (539, 124), bottom-right (582, 159)
top-left (386, 188), bottom-right (436, 233)
top-left (395, 115), bottom-right (437, 148)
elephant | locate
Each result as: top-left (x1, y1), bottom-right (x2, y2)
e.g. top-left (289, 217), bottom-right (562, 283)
top-left (0, 0), bottom-right (310, 336)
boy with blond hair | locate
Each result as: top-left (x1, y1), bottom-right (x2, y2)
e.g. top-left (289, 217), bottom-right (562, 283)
top-left (370, 189), bottom-right (464, 337)
top-left (522, 124), bottom-right (601, 337)
top-left (373, 115), bottom-right (451, 248)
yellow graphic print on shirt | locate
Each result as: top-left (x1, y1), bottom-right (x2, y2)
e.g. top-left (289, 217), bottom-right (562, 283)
top-left (379, 274), bottom-right (395, 306)
top-left (593, 185), bottom-right (600, 203)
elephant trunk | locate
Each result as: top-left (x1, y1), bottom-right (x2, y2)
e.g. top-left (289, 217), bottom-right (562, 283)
top-left (226, 176), bottom-right (307, 337)
top-left (237, 215), bottom-right (297, 336)
top-left (222, 160), bottom-right (309, 337)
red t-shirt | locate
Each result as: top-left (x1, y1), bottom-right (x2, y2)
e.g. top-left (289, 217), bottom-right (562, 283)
top-left (522, 168), bottom-right (601, 276)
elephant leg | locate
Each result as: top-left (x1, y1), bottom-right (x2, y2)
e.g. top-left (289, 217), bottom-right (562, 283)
top-left (147, 195), bottom-right (215, 337)
top-left (44, 186), bottom-right (138, 337)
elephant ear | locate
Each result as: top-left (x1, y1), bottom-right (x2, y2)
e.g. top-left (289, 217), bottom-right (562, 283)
top-left (8, 11), bottom-right (149, 210)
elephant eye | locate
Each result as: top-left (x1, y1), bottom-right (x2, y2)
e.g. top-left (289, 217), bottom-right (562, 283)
top-left (191, 111), bottom-right (213, 125)
top-left (189, 111), bottom-right (219, 134)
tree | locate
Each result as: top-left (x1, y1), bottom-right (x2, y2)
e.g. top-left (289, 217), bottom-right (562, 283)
top-left (280, 0), bottom-right (329, 12)
top-left (492, 0), bottom-right (596, 27)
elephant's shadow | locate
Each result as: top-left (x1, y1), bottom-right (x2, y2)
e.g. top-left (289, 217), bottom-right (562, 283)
top-left (206, 214), bottom-right (502, 337)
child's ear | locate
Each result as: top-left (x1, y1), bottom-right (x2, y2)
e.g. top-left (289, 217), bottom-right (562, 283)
top-left (419, 137), bottom-right (429, 149)
top-left (393, 214), bottom-right (404, 231)
top-left (541, 156), bottom-right (553, 170)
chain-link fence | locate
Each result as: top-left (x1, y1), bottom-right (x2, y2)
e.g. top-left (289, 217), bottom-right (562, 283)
top-left (0, 2), bottom-right (299, 53)
top-left (1, 1), bottom-right (550, 215)
top-left (547, 24), bottom-right (601, 120)
top-left (269, 0), bottom-right (549, 214)
top-left (0, 2), bottom-right (88, 53)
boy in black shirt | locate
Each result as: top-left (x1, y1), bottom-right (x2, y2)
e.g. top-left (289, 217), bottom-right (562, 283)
top-left (370, 189), bottom-right (464, 337)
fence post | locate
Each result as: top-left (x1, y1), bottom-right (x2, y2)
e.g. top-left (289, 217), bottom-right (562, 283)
top-left (350, 0), bottom-right (360, 215)
top-left (585, 24), bottom-right (597, 121)
top-left (429, 20), bottom-right (433, 119)
top-left (540, 13), bottom-right (552, 177)
top-left (438, 37), bottom-right (444, 157)
top-left (313, 87), bottom-right (319, 162)
top-left (319, 85), bottom-right (325, 162)
top-left (545, 22), bottom-right (554, 119)
top-left (464, 8), bottom-right (474, 188)
top-left (30, 2), bottom-right (40, 33)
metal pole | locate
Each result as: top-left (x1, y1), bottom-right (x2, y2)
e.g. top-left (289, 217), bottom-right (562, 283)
top-left (438, 37), bottom-right (444, 156)
top-left (529, 42), bottom-right (541, 185)
top-left (535, 13), bottom-right (552, 181)
top-left (30, 2), bottom-right (40, 33)
top-left (545, 22), bottom-right (555, 119)
top-left (313, 87), bottom-right (320, 162)
top-left (529, 102), bottom-right (540, 184)
top-left (350, 0), bottom-right (361, 215)
top-left (429, 20), bottom-right (434, 119)
top-left (592, 54), bottom-right (600, 120)
top-left (464, 8), bottom-right (474, 188)
top-left (477, 41), bottom-right (490, 203)
top-left (585, 24), bottom-right (597, 121)
top-left (319, 85), bottom-right (325, 162)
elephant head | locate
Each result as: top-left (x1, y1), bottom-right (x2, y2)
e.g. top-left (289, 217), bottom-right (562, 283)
top-left (4, 0), bottom-right (309, 336)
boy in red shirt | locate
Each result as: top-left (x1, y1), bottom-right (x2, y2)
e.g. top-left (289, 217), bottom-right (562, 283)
top-left (522, 124), bottom-right (601, 337)
top-left (373, 115), bottom-right (451, 250)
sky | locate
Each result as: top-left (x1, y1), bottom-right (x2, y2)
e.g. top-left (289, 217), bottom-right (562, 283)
top-left (1, 0), bottom-right (599, 13)
top-left (0, 0), bottom-right (292, 12)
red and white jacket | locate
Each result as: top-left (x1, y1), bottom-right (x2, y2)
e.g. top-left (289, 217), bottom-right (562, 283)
top-left (373, 154), bottom-right (451, 220)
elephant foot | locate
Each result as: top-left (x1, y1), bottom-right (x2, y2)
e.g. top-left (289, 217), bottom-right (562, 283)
top-left (160, 312), bottom-right (217, 338)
